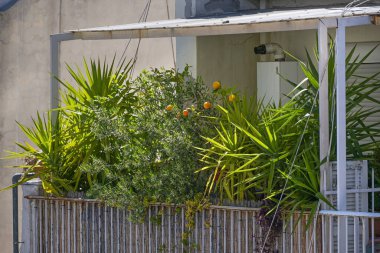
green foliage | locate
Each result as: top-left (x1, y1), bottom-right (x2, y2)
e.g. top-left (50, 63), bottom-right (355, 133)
top-left (198, 40), bottom-right (380, 222)
top-left (5, 112), bottom-right (79, 195)
top-left (287, 41), bottom-right (380, 160)
top-left (6, 60), bottom-right (215, 216)
top-left (4, 59), bottom-right (134, 195)
top-left (198, 98), bottom-right (325, 217)
top-left (85, 67), bottom-right (216, 218)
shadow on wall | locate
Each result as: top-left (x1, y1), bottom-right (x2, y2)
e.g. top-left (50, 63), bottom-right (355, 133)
top-left (0, 119), bottom-right (3, 144)
top-left (0, 0), bottom-right (18, 12)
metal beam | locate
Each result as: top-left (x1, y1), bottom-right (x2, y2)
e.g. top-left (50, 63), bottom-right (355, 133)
top-left (336, 17), bottom-right (347, 253)
top-left (50, 33), bottom-right (76, 122)
top-left (339, 15), bottom-right (372, 27)
top-left (318, 19), bottom-right (329, 202)
top-left (74, 19), bottom-right (339, 41)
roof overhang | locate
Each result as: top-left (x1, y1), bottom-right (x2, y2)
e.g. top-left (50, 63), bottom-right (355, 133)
top-left (64, 7), bottom-right (380, 40)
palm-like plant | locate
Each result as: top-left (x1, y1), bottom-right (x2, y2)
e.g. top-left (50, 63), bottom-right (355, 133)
top-left (57, 58), bottom-right (135, 188)
top-left (4, 59), bottom-right (135, 195)
top-left (5, 112), bottom-right (78, 195)
top-left (198, 40), bottom-right (380, 219)
top-left (287, 41), bottom-right (380, 160)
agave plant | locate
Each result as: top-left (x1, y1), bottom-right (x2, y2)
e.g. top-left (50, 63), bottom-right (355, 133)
top-left (197, 99), bottom-right (323, 208)
top-left (57, 58), bottom-right (136, 188)
top-left (5, 112), bottom-right (79, 195)
top-left (3, 58), bottom-right (135, 195)
top-left (287, 41), bottom-right (380, 160)
top-left (198, 39), bottom-right (380, 221)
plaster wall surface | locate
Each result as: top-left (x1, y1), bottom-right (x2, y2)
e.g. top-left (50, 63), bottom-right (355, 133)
top-left (2, 0), bottom-right (380, 251)
top-left (197, 25), bottom-right (380, 102)
top-left (197, 34), bottom-right (260, 98)
top-left (0, 0), bottom-right (174, 251)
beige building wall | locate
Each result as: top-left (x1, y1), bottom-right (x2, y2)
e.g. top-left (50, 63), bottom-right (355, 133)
top-left (0, 0), bottom-right (174, 251)
top-left (197, 25), bottom-right (380, 100)
top-left (2, 0), bottom-right (380, 251)
top-left (197, 34), bottom-right (260, 98)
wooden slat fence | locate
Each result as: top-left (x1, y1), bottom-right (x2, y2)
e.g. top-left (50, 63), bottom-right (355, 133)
top-left (24, 196), bottom-right (322, 253)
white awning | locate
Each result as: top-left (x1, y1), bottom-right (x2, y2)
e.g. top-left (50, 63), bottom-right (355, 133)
top-left (68, 7), bottom-right (380, 40)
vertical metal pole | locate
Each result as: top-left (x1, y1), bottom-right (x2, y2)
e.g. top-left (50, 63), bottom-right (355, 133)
top-left (195, 212), bottom-right (199, 248)
top-left (50, 33), bottom-right (75, 123)
top-left (50, 34), bottom-right (60, 119)
top-left (168, 207), bottom-right (171, 253)
top-left (362, 217), bottom-right (366, 253)
top-left (44, 200), bottom-right (49, 252)
top-left (282, 217), bottom-right (286, 253)
top-left (354, 217), bottom-right (358, 253)
top-left (224, 210), bottom-right (227, 253)
top-left (68, 201), bottom-right (71, 253)
top-left (181, 207), bottom-right (184, 253)
top-left (237, 211), bottom-right (241, 253)
top-left (336, 18), bottom-right (347, 253)
top-left (217, 210), bottom-right (220, 253)
top-left (230, 211), bottom-right (234, 253)
top-left (202, 210), bottom-right (205, 253)
top-left (12, 174), bottom-right (22, 253)
top-left (160, 206), bottom-right (164, 252)
top-left (329, 216), bottom-right (333, 253)
top-left (61, 201), bottom-right (65, 253)
top-left (245, 211), bottom-right (248, 253)
top-left (92, 203), bottom-right (96, 253)
top-left (318, 19), bottom-right (329, 206)
top-left (123, 209), bottom-right (126, 253)
top-left (253, 213), bottom-right (256, 252)
top-left (173, 207), bottom-right (176, 253)
top-left (148, 208), bottom-right (152, 253)
top-left (290, 216), bottom-right (293, 253)
top-left (210, 209), bottom-right (213, 253)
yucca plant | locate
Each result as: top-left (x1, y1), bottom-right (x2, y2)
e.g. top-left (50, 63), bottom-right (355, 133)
top-left (198, 39), bottom-right (380, 223)
top-left (197, 99), bottom-right (321, 206)
top-left (5, 112), bottom-right (79, 195)
top-left (57, 58), bottom-right (136, 189)
top-left (287, 40), bottom-right (380, 160)
top-left (3, 58), bottom-right (135, 195)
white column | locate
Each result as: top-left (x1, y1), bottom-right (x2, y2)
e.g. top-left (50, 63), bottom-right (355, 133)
top-left (336, 18), bottom-right (347, 253)
top-left (318, 20), bottom-right (329, 202)
top-left (175, 0), bottom-right (197, 75)
top-left (50, 33), bottom-right (75, 123)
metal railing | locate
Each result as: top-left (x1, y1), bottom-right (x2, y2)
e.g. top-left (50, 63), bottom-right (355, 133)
top-left (24, 196), bottom-right (328, 253)
top-left (319, 210), bottom-right (380, 253)
top-left (22, 195), bottom-right (380, 253)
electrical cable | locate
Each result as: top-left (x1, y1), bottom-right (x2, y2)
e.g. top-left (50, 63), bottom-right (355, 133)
top-left (342, 0), bottom-right (372, 16)
top-left (165, 0), bottom-right (177, 69)
top-left (260, 81), bottom-right (320, 253)
top-left (260, 25), bottom-right (332, 252)
top-left (129, 0), bottom-right (152, 77)
top-left (116, 0), bottom-right (153, 69)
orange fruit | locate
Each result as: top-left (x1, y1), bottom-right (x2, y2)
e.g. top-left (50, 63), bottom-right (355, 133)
top-left (212, 81), bottom-right (221, 90)
top-left (203, 101), bottom-right (212, 109)
top-left (165, 104), bottom-right (174, 111)
top-left (183, 110), bottom-right (189, 117)
top-left (228, 94), bottom-right (236, 102)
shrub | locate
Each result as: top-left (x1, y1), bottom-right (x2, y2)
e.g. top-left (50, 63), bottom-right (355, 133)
top-left (6, 60), bottom-right (216, 218)
top-left (82, 67), bottom-right (216, 217)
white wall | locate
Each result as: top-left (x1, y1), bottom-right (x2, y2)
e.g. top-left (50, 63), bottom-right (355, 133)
top-left (197, 34), bottom-right (260, 98)
top-left (196, 25), bottom-right (380, 100)
top-left (0, 0), bottom-right (174, 251)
